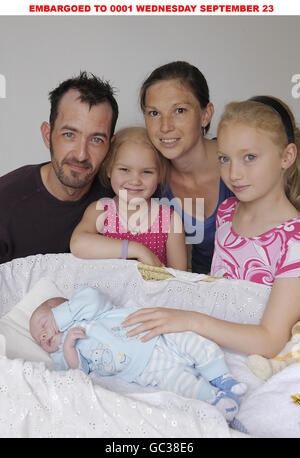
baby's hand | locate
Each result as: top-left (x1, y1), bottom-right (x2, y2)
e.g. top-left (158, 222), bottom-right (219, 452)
top-left (63, 327), bottom-right (86, 370)
top-left (64, 327), bottom-right (86, 349)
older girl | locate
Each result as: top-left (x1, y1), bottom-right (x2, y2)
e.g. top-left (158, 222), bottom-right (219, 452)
top-left (123, 96), bottom-right (300, 359)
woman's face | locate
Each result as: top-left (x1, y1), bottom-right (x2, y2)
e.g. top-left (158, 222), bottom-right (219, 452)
top-left (144, 79), bottom-right (209, 160)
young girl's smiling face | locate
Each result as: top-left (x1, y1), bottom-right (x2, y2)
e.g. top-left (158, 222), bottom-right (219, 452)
top-left (217, 122), bottom-right (287, 203)
top-left (109, 140), bottom-right (160, 203)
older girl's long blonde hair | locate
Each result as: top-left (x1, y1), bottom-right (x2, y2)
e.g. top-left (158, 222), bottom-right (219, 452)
top-left (218, 97), bottom-right (300, 211)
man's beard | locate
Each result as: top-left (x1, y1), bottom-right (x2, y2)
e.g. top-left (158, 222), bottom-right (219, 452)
top-left (50, 140), bottom-right (95, 189)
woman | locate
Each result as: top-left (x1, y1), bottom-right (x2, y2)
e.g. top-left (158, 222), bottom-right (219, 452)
top-left (140, 61), bottom-right (233, 273)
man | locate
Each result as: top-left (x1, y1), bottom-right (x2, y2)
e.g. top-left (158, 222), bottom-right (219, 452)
top-left (0, 72), bottom-right (118, 263)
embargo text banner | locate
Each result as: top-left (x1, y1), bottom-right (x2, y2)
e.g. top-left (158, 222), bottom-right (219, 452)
top-left (1, 0), bottom-right (300, 15)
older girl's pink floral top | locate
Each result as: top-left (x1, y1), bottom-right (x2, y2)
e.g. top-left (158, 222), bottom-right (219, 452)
top-left (211, 197), bottom-right (300, 286)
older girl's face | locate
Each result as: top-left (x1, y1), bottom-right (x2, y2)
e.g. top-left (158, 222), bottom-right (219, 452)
top-left (217, 122), bottom-right (287, 203)
top-left (144, 79), bottom-right (209, 160)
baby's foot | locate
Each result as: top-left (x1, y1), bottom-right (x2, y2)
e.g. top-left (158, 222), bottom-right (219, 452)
top-left (230, 417), bottom-right (249, 435)
top-left (210, 373), bottom-right (247, 396)
top-left (211, 390), bottom-right (239, 422)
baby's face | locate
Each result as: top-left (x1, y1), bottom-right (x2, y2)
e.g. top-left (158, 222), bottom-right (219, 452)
top-left (30, 298), bottom-right (65, 353)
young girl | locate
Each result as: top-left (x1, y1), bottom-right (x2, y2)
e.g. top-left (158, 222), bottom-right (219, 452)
top-left (70, 127), bottom-right (187, 270)
top-left (122, 96), bottom-right (300, 359)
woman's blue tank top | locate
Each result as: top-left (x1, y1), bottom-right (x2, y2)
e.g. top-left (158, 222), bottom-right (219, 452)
top-left (155, 179), bottom-right (233, 274)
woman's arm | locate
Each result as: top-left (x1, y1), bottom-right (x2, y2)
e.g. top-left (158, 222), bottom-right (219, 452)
top-left (70, 201), bottom-right (163, 266)
top-left (166, 211), bottom-right (187, 271)
top-left (122, 278), bottom-right (300, 358)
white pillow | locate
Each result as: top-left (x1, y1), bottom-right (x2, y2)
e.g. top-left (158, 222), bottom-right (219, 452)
top-left (0, 277), bottom-right (65, 368)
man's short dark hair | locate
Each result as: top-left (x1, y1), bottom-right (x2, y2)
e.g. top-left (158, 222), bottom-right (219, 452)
top-left (49, 71), bottom-right (119, 137)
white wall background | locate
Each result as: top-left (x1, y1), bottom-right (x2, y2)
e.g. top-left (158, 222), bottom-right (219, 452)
top-left (0, 15), bottom-right (299, 176)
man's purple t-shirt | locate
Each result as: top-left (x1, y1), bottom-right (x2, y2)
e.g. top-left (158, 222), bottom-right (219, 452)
top-left (0, 163), bottom-right (112, 263)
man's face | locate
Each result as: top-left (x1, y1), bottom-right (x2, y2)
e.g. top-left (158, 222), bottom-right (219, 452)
top-left (43, 89), bottom-right (113, 190)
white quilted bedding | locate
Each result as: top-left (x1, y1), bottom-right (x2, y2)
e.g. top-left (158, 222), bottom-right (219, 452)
top-left (0, 254), bottom-right (298, 438)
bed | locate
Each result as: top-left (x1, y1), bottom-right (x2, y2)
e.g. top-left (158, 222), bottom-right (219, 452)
top-left (0, 253), bottom-right (299, 438)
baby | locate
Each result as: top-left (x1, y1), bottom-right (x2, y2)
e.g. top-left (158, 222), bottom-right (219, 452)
top-left (30, 286), bottom-right (246, 422)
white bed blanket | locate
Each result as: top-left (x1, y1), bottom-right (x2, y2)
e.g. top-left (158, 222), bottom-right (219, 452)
top-left (0, 356), bottom-right (242, 438)
top-left (0, 253), bottom-right (299, 438)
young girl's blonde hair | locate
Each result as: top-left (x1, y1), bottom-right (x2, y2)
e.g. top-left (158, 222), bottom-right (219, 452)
top-left (99, 126), bottom-right (170, 191)
top-left (217, 97), bottom-right (300, 211)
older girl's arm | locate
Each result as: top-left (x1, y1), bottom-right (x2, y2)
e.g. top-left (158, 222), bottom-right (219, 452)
top-left (123, 278), bottom-right (300, 358)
